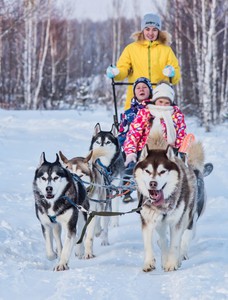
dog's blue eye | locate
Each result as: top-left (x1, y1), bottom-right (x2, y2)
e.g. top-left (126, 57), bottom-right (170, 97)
top-left (41, 176), bottom-right (47, 181)
top-left (106, 141), bottom-right (111, 144)
top-left (96, 141), bottom-right (100, 144)
top-left (53, 176), bottom-right (59, 181)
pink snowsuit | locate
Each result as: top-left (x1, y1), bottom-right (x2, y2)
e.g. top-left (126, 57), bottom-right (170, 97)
top-left (123, 105), bottom-right (187, 155)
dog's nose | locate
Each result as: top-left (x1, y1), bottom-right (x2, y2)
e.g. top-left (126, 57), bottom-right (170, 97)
top-left (150, 181), bottom-right (157, 189)
top-left (46, 186), bottom-right (53, 193)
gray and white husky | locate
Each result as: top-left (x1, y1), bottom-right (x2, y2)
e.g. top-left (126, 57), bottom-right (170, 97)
top-left (89, 123), bottom-right (125, 228)
top-left (134, 133), bottom-right (206, 272)
top-left (33, 152), bottom-right (89, 271)
top-left (59, 123), bottom-right (125, 258)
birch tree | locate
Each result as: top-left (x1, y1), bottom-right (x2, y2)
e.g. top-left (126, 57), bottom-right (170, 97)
top-left (33, 0), bottom-right (51, 108)
top-left (23, 0), bottom-right (33, 108)
top-left (111, 0), bottom-right (124, 64)
top-left (220, 9), bottom-right (228, 120)
top-left (163, 0), bottom-right (227, 128)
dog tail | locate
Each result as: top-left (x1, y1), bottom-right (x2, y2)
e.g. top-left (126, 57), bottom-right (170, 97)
top-left (187, 141), bottom-right (205, 172)
top-left (90, 147), bottom-right (110, 163)
top-left (146, 131), bottom-right (168, 150)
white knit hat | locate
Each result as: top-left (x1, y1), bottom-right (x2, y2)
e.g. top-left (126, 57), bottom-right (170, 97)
top-left (141, 13), bottom-right (161, 31)
top-left (152, 82), bottom-right (175, 104)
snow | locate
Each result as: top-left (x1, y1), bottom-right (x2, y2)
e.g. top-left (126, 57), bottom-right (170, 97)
top-left (0, 107), bottom-right (228, 300)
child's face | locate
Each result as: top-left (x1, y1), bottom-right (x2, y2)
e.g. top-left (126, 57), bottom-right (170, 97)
top-left (155, 98), bottom-right (171, 106)
top-left (135, 83), bottom-right (150, 101)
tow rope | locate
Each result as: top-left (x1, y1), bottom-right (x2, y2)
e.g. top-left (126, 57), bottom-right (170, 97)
top-left (76, 205), bottom-right (142, 244)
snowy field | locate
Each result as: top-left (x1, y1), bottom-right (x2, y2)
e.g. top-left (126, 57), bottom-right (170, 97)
top-left (0, 107), bottom-right (228, 300)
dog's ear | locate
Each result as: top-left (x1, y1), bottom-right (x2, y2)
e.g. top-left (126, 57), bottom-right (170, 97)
top-left (111, 123), bottom-right (118, 137)
top-left (94, 123), bottom-right (101, 135)
top-left (39, 152), bottom-right (46, 166)
top-left (59, 151), bottom-right (68, 164)
top-left (55, 153), bottom-right (60, 164)
top-left (166, 145), bottom-right (176, 161)
top-left (139, 144), bottom-right (149, 161)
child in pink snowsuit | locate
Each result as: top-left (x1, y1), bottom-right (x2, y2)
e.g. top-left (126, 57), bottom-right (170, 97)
top-left (123, 81), bottom-right (187, 166)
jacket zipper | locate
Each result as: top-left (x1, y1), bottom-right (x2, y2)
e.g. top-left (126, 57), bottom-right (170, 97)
top-left (148, 41), bottom-right (152, 81)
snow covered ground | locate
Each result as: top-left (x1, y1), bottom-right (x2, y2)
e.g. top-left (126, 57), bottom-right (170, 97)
top-left (0, 107), bottom-right (228, 300)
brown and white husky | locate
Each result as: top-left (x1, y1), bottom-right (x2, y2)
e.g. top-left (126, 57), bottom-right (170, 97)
top-left (134, 133), bottom-right (206, 272)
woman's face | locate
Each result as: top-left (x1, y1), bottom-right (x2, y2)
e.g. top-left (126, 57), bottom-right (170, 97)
top-left (155, 98), bottom-right (171, 106)
top-left (143, 26), bottom-right (159, 41)
top-left (134, 83), bottom-right (150, 101)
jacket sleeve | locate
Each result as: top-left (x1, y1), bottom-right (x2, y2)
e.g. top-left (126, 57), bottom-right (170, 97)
top-left (115, 45), bottom-right (132, 81)
top-left (166, 47), bottom-right (181, 85)
top-left (123, 109), bottom-right (148, 155)
top-left (173, 106), bottom-right (187, 148)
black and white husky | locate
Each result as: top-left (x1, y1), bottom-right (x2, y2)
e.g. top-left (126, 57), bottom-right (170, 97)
top-left (134, 134), bottom-right (206, 272)
top-left (33, 152), bottom-right (89, 271)
top-left (89, 123), bottom-right (125, 227)
top-left (59, 123), bottom-right (125, 258)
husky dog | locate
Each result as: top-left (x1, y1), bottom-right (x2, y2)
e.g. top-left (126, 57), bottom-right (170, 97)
top-left (134, 133), bottom-right (206, 272)
top-left (59, 123), bottom-right (125, 258)
top-left (33, 152), bottom-right (89, 271)
top-left (89, 123), bottom-right (125, 226)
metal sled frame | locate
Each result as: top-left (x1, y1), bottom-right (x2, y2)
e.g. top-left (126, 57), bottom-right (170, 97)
top-left (111, 79), bottom-right (133, 130)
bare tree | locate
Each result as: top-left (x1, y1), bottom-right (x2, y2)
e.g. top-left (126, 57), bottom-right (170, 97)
top-left (163, 0), bottom-right (227, 129)
top-left (111, 0), bottom-right (124, 64)
top-left (220, 9), bottom-right (228, 121)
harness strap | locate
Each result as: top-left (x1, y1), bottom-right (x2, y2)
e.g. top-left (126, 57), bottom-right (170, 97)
top-left (48, 215), bottom-right (57, 223)
top-left (76, 206), bottom-right (142, 244)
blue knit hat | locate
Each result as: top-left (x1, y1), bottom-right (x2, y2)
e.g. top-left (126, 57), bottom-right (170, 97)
top-left (141, 13), bottom-right (161, 31)
top-left (133, 77), bottom-right (153, 99)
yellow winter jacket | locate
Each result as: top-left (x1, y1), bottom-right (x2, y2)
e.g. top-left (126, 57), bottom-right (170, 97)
top-left (115, 31), bottom-right (181, 110)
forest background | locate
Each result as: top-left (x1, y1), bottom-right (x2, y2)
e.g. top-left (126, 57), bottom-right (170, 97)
top-left (0, 0), bottom-right (227, 131)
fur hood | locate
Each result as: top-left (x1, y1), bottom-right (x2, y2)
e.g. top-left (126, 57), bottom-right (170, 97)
top-left (131, 30), bottom-right (172, 46)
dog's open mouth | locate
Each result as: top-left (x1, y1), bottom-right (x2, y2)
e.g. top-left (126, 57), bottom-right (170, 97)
top-left (149, 189), bottom-right (165, 207)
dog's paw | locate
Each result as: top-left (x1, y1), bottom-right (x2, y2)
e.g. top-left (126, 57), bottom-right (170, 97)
top-left (75, 244), bottom-right (84, 259)
top-left (101, 240), bottom-right (110, 246)
top-left (47, 252), bottom-right (58, 261)
top-left (53, 263), bottom-right (69, 271)
top-left (143, 259), bottom-right (156, 272)
top-left (75, 250), bottom-right (84, 259)
top-left (83, 253), bottom-right (95, 259)
top-left (163, 259), bottom-right (181, 272)
top-left (180, 253), bottom-right (189, 261)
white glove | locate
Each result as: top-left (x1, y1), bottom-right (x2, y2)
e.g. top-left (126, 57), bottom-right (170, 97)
top-left (124, 153), bottom-right (137, 167)
top-left (106, 65), bottom-right (120, 79)
top-left (163, 65), bottom-right (175, 78)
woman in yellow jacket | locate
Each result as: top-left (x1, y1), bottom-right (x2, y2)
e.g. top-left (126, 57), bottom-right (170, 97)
top-left (106, 13), bottom-right (181, 110)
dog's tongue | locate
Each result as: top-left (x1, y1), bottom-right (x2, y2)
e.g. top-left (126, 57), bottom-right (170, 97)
top-left (149, 189), bottom-right (164, 206)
